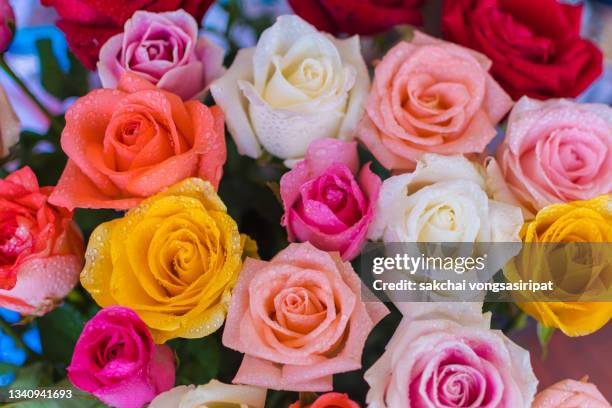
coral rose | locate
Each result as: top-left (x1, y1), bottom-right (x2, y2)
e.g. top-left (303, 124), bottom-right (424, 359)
top-left (80, 178), bottom-right (256, 343)
top-left (149, 380), bottom-right (267, 408)
top-left (364, 303), bottom-right (537, 408)
top-left (0, 167), bottom-right (84, 315)
top-left (211, 15), bottom-right (369, 167)
top-left (280, 138), bottom-right (381, 261)
top-left (98, 10), bottom-right (225, 101)
top-left (289, 392), bottom-right (359, 408)
top-left (222, 242), bottom-right (388, 391)
top-left (368, 154), bottom-right (523, 243)
top-left (497, 97), bottom-right (612, 215)
top-left (49, 73), bottom-right (225, 210)
top-left (442, 0), bottom-right (603, 100)
top-left (68, 306), bottom-right (175, 408)
top-left (0, 81), bottom-right (20, 159)
top-left (41, 0), bottom-right (213, 69)
top-left (358, 31), bottom-right (513, 171)
top-left (508, 195), bottom-right (612, 337)
top-left (532, 378), bottom-right (610, 408)
top-left (288, 0), bottom-right (422, 36)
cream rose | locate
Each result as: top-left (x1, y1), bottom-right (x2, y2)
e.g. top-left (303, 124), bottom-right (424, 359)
top-left (367, 154), bottom-right (524, 243)
top-left (211, 15), bottom-right (369, 167)
top-left (0, 81), bottom-right (20, 158)
top-left (149, 380), bottom-right (267, 408)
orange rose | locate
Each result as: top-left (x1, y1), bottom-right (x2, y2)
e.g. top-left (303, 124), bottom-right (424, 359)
top-left (50, 73), bottom-right (226, 210)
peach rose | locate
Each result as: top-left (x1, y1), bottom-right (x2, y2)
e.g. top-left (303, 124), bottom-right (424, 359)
top-left (222, 242), bottom-right (388, 392)
top-left (497, 97), bottom-right (612, 215)
top-left (532, 378), bottom-right (610, 408)
top-left (49, 73), bottom-right (225, 210)
top-left (358, 31), bottom-right (513, 171)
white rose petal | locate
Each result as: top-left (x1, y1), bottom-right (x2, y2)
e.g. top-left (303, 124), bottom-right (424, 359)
top-left (211, 15), bottom-right (369, 166)
top-left (149, 380), bottom-right (267, 408)
top-left (368, 154), bottom-right (523, 243)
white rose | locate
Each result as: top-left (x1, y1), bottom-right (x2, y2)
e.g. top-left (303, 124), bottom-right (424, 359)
top-left (0, 82), bottom-right (20, 158)
top-left (364, 302), bottom-right (537, 408)
top-left (211, 15), bottom-right (369, 167)
top-left (149, 380), bottom-right (267, 408)
top-left (367, 154), bottom-right (524, 243)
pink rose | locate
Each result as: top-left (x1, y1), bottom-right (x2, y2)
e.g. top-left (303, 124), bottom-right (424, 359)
top-left (98, 10), bottom-right (224, 100)
top-left (0, 167), bottom-right (83, 316)
top-left (365, 303), bottom-right (537, 407)
top-left (280, 138), bottom-right (381, 261)
top-left (497, 97), bottom-right (612, 214)
top-left (358, 31), bottom-right (513, 171)
top-left (68, 306), bottom-right (176, 408)
top-left (532, 378), bottom-right (610, 408)
top-left (0, 0), bottom-right (15, 52)
top-left (222, 242), bottom-right (388, 392)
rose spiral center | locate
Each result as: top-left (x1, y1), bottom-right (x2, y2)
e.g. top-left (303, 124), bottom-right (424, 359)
top-left (0, 212), bottom-right (33, 266)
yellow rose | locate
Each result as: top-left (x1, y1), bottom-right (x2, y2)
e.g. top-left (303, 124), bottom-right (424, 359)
top-left (509, 195), bottom-right (612, 337)
top-left (81, 178), bottom-right (256, 343)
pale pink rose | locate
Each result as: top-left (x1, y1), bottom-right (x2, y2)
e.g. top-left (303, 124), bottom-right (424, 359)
top-left (532, 378), bottom-right (610, 408)
top-left (98, 10), bottom-right (224, 100)
top-left (358, 31), bottom-right (513, 171)
top-left (280, 138), bottom-right (381, 261)
top-left (68, 306), bottom-right (176, 408)
top-left (222, 242), bottom-right (388, 392)
top-left (497, 97), bottom-right (612, 214)
top-left (364, 303), bottom-right (537, 408)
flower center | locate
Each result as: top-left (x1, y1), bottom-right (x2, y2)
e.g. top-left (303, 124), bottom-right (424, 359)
top-left (322, 185), bottom-right (347, 211)
top-left (0, 212), bottom-right (33, 266)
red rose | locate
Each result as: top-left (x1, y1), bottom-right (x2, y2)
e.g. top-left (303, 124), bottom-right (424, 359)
top-left (0, 167), bottom-right (84, 315)
top-left (288, 0), bottom-right (422, 35)
top-left (442, 0), bottom-right (603, 100)
top-left (41, 0), bottom-right (213, 69)
top-left (289, 393), bottom-right (360, 408)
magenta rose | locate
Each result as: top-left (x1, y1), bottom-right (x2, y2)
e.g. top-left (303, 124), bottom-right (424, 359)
top-left (68, 306), bottom-right (176, 408)
top-left (280, 139), bottom-right (381, 261)
top-left (98, 10), bottom-right (224, 100)
top-left (365, 304), bottom-right (537, 407)
top-left (0, 0), bottom-right (15, 52)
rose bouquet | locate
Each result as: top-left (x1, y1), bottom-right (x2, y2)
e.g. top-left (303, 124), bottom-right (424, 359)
top-left (0, 0), bottom-right (611, 407)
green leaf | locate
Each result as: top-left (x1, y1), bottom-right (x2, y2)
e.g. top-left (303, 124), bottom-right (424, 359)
top-left (4, 379), bottom-right (105, 408)
top-left (173, 336), bottom-right (221, 386)
top-left (537, 323), bottom-right (555, 359)
top-left (36, 39), bottom-right (89, 100)
top-left (8, 363), bottom-right (53, 390)
top-left (37, 304), bottom-right (84, 367)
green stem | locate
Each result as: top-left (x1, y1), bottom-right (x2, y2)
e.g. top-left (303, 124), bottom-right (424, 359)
top-left (0, 55), bottom-right (63, 137)
top-left (0, 318), bottom-right (30, 358)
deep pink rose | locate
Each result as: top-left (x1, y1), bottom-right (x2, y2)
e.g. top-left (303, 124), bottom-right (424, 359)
top-left (280, 139), bottom-right (381, 261)
top-left (497, 97), bottom-right (612, 214)
top-left (222, 242), bottom-right (388, 392)
top-left (0, 0), bottom-right (15, 52)
top-left (98, 10), bottom-right (224, 100)
top-left (365, 304), bottom-right (537, 407)
top-left (68, 306), bottom-right (176, 408)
